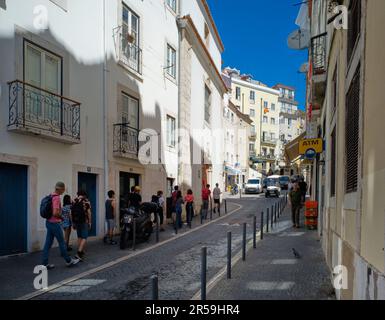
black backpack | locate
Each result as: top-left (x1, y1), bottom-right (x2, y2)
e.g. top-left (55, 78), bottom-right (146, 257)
top-left (40, 195), bottom-right (53, 219)
top-left (71, 198), bottom-right (86, 224)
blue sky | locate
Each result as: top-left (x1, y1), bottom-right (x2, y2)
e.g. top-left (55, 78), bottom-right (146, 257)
top-left (207, 0), bottom-right (308, 110)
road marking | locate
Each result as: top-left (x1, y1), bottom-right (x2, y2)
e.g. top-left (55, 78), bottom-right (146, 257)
top-left (50, 279), bottom-right (106, 294)
top-left (247, 281), bottom-right (295, 291)
top-left (271, 259), bottom-right (298, 265)
top-left (16, 203), bottom-right (242, 300)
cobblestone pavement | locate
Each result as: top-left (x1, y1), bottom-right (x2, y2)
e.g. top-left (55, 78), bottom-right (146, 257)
top-left (208, 207), bottom-right (335, 300)
top-left (24, 196), bottom-right (278, 300)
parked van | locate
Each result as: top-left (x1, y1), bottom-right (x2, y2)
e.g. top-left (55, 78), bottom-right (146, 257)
top-left (265, 175), bottom-right (281, 198)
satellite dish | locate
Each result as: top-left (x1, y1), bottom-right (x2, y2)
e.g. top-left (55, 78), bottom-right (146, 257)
top-left (287, 29), bottom-right (310, 50)
top-left (299, 62), bottom-right (309, 73)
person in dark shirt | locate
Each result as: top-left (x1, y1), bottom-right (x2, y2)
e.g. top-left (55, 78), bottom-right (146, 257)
top-left (128, 186), bottom-right (142, 209)
top-left (298, 178), bottom-right (308, 204)
top-left (104, 190), bottom-right (117, 245)
top-left (289, 182), bottom-right (302, 229)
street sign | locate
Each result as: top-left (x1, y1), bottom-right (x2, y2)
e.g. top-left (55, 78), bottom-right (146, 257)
top-left (299, 138), bottom-right (323, 155)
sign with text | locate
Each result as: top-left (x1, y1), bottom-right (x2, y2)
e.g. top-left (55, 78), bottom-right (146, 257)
top-left (299, 138), bottom-right (323, 155)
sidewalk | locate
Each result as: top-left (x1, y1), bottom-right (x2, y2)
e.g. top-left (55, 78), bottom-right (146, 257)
top-left (208, 206), bottom-right (335, 300)
top-left (0, 201), bottom-right (238, 300)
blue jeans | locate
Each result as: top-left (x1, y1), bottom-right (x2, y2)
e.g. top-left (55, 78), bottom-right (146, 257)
top-left (42, 221), bottom-right (71, 265)
top-left (176, 207), bottom-right (183, 229)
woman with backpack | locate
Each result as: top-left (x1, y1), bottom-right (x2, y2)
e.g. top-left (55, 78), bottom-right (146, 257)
top-left (71, 190), bottom-right (91, 260)
top-left (62, 195), bottom-right (73, 252)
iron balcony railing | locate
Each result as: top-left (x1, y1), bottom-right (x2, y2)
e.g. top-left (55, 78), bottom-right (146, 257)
top-left (120, 35), bottom-right (142, 74)
top-left (7, 80), bottom-right (81, 142)
top-left (113, 123), bottom-right (140, 156)
top-left (311, 32), bottom-right (327, 75)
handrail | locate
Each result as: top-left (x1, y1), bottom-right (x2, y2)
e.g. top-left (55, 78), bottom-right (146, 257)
top-left (7, 80), bottom-right (81, 106)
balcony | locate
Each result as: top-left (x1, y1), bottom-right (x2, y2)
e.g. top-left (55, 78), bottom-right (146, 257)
top-left (249, 132), bottom-right (257, 141)
top-left (113, 123), bottom-right (140, 158)
top-left (7, 80), bottom-right (81, 144)
top-left (120, 37), bottom-right (142, 74)
top-left (311, 33), bottom-right (327, 107)
top-left (261, 137), bottom-right (278, 146)
top-left (250, 154), bottom-right (276, 164)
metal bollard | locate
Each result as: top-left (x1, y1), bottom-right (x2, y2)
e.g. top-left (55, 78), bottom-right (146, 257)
top-left (253, 216), bottom-right (257, 249)
top-left (151, 274), bottom-right (159, 300)
top-left (156, 213), bottom-right (160, 243)
top-left (242, 223), bottom-right (247, 261)
top-left (210, 201), bottom-right (213, 221)
top-left (274, 203), bottom-right (277, 223)
top-left (175, 213), bottom-right (179, 235)
top-left (132, 218), bottom-right (136, 251)
top-left (201, 207), bottom-right (204, 225)
top-left (266, 208), bottom-right (269, 233)
top-left (201, 247), bottom-right (207, 301)
top-left (271, 205), bottom-right (274, 229)
top-left (225, 199), bottom-right (228, 214)
top-left (260, 211), bottom-right (264, 240)
top-left (227, 232), bottom-right (232, 279)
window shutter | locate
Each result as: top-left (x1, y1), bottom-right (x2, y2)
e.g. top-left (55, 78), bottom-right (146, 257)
top-left (345, 69), bottom-right (360, 193)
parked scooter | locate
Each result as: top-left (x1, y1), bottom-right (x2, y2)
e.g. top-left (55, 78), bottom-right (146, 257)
top-left (231, 184), bottom-right (239, 195)
top-left (120, 203), bottom-right (155, 250)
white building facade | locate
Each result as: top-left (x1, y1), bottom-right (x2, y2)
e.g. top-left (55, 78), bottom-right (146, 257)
top-left (0, 0), bottom-right (226, 255)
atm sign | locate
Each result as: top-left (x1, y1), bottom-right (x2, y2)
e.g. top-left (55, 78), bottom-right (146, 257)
top-left (299, 138), bottom-right (323, 155)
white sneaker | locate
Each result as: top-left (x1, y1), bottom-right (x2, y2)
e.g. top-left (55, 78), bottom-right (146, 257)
top-left (66, 257), bottom-right (80, 267)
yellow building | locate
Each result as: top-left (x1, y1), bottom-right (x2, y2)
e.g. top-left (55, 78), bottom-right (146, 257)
top-left (223, 68), bottom-right (280, 176)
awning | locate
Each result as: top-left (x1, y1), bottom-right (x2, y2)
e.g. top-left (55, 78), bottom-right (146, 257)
top-left (225, 166), bottom-right (242, 175)
top-left (284, 132), bottom-right (306, 163)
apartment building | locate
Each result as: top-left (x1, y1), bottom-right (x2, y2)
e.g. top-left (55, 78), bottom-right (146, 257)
top-left (0, 0), bottom-right (225, 255)
top-left (294, 0), bottom-right (385, 299)
top-left (221, 75), bottom-right (253, 189)
top-left (223, 68), bottom-right (280, 177)
top-left (273, 84), bottom-right (306, 170)
top-left (177, 0), bottom-right (227, 202)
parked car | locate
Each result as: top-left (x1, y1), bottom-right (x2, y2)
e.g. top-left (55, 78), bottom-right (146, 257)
top-left (265, 175), bottom-right (281, 198)
top-left (244, 179), bottom-right (262, 194)
top-left (279, 176), bottom-right (290, 190)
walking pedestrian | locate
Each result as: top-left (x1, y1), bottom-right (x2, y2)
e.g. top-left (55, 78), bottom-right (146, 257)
top-left (213, 183), bottom-right (222, 214)
top-left (289, 182), bottom-right (302, 229)
top-left (104, 190), bottom-right (117, 245)
top-left (41, 182), bottom-right (80, 269)
top-left (72, 190), bottom-right (92, 260)
top-left (175, 191), bottom-right (184, 229)
top-left (171, 186), bottom-right (179, 225)
top-left (298, 177), bottom-right (308, 204)
top-left (62, 195), bottom-right (73, 252)
top-left (157, 191), bottom-right (166, 232)
top-left (184, 189), bottom-right (195, 226)
top-left (201, 184), bottom-right (211, 220)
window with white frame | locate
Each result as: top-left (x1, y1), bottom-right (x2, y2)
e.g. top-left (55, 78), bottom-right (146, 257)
top-left (167, 115), bottom-right (176, 147)
top-left (250, 90), bottom-right (255, 101)
top-left (24, 41), bottom-right (62, 121)
top-left (122, 93), bottom-right (139, 129)
top-left (250, 109), bottom-right (255, 117)
top-left (271, 118), bottom-right (276, 125)
top-left (122, 4), bottom-right (140, 72)
top-left (204, 85), bottom-right (211, 123)
top-left (235, 87), bottom-right (241, 100)
top-left (263, 116), bottom-right (268, 123)
top-left (271, 103), bottom-right (276, 111)
top-left (264, 101), bottom-right (268, 109)
top-left (166, 44), bottom-right (176, 78)
top-left (166, 0), bottom-right (177, 13)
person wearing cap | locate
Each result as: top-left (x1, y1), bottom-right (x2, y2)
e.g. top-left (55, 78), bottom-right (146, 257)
top-left (42, 182), bottom-right (80, 269)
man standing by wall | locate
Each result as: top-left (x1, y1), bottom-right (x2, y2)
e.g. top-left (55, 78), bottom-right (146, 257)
top-left (213, 183), bottom-right (222, 215)
top-left (201, 184), bottom-right (212, 220)
top-left (289, 181), bottom-right (302, 229)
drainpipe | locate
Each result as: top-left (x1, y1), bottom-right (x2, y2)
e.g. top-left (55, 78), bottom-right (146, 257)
top-left (102, 0), bottom-right (108, 228)
top-left (177, 2), bottom-right (183, 189)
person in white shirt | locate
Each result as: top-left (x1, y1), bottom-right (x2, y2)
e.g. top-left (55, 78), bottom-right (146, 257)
top-left (213, 183), bottom-right (222, 214)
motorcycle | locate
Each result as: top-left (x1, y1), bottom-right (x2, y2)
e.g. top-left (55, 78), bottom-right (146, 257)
top-left (119, 203), bottom-right (155, 250)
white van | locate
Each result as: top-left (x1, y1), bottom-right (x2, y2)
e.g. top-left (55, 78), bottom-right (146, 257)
top-left (265, 175), bottom-right (281, 198)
